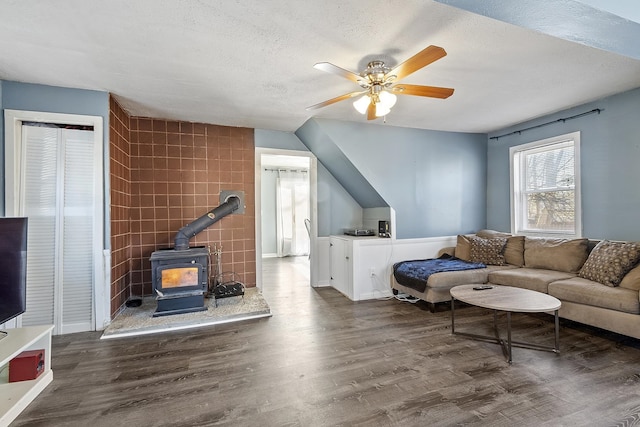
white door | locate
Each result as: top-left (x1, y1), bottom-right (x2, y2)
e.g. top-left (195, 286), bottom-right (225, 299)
top-left (15, 124), bottom-right (100, 334)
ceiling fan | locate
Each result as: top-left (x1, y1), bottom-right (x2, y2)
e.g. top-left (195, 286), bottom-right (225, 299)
top-left (306, 45), bottom-right (454, 120)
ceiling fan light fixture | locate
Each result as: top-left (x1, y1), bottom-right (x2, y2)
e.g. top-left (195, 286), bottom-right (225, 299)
top-left (378, 90), bottom-right (397, 109)
top-left (353, 94), bottom-right (371, 114)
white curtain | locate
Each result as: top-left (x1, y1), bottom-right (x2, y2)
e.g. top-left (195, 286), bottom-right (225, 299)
top-left (276, 170), bottom-right (310, 257)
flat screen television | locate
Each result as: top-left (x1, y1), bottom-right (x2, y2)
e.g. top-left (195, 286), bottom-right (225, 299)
top-left (0, 217), bottom-right (28, 326)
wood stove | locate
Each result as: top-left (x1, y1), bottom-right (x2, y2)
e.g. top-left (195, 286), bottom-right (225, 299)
top-left (150, 246), bottom-right (209, 317)
top-left (149, 191), bottom-right (244, 317)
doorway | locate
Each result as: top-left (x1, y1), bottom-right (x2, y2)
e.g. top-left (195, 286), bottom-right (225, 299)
top-left (255, 148), bottom-right (317, 290)
top-left (262, 155), bottom-right (310, 258)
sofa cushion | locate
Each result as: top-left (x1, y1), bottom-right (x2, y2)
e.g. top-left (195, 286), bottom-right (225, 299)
top-left (549, 277), bottom-right (640, 314)
top-left (578, 240), bottom-right (640, 287)
top-left (427, 265), bottom-right (517, 289)
top-left (455, 235), bottom-right (473, 261)
top-left (476, 230), bottom-right (525, 267)
top-left (620, 263), bottom-right (640, 292)
top-left (524, 237), bottom-right (589, 273)
top-left (488, 268), bottom-right (575, 293)
top-left (468, 235), bottom-right (507, 265)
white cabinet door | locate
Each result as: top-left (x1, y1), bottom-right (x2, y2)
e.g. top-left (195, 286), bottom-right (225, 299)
top-left (329, 237), bottom-right (352, 298)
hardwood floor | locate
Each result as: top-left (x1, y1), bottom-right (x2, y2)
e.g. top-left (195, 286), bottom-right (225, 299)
top-left (13, 256), bottom-right (640, 426)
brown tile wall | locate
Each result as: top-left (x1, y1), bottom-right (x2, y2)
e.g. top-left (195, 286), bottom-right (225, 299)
top-left (128, 118), bottom-right (256, 298)
top-left (109, 100), bottom-right (256, 318)
top-left (109, 96), bottom-right (132, 316)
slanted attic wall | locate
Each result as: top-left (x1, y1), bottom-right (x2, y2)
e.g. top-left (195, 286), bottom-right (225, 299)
top-left (296, 118), bottom-right (487, 239)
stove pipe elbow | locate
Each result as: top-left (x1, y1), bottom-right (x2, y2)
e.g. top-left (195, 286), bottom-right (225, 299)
top-left (174, 195), bottom-right (241, 251)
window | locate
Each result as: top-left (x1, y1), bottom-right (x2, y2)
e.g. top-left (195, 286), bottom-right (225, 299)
top-left (510, 132), bottom-right (581, 237)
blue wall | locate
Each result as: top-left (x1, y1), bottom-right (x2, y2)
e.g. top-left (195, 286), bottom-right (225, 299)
top-left (298, 118), bottom-right (487, 239)
top-left (0, 80), bottom-right (110, 240)
top-left (316, 162), bottom-right (363, 236)
top-left (255, 129), bottom-right (363, 236)
top-left (255, 129), bottom-right (309, 151)
top-left (1, 80), bottom-right (109, 141)
top-left (295, 119), bottom-right (388, 209)
top-left (487, 87), bottom-right (640, 241)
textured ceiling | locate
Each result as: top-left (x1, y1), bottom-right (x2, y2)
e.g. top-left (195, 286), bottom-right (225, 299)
top-left (1, 0), bottom-right (640, 133)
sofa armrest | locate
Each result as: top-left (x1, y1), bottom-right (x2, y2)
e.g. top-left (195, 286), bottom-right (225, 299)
top-left (437, 246), bottom-right (456, 258)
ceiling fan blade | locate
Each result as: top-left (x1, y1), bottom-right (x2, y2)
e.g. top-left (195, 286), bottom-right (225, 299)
top-left (313, 62), bottom-right (364, 84)
top-left (306, 91), bottom-right (366, 110)
top-left (388, 45), bottom-right (447, 82)
top-left (391, 84), bottom-right (454, 99)
top-left (367, 101), bottom-right (376, 120)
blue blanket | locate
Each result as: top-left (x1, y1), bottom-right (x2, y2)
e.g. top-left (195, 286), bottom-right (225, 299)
top-left (393, 255), bottom-right (486, 293)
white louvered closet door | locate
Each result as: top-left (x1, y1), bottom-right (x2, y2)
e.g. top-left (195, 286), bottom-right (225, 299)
top-left (21, 126), bottom-right (57, 328)
top-left (20, 125), bottom-right (96, 334)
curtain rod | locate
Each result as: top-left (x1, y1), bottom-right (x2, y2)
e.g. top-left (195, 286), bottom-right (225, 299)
top-left (489, 108), bottom-right (603, 140)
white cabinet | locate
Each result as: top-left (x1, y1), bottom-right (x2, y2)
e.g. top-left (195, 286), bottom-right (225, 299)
top-left (329, 235), bottom-right (394, 301)
top-left (324, 235), bottom-right (458, 301)
top-left (329, 236), bottom-right (352, 298)
top-left (0, 325), bottom-right (54, 427)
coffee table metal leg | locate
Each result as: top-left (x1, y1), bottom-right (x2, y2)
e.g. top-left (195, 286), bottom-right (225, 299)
top-left (451, 297), bottom-right (456, 334)
top-left (492, 310), bottom-right (509, 361)
top-left (506, 312), bottom-right (513, 364)
top-left (554, 309), bottom-right (560, 352)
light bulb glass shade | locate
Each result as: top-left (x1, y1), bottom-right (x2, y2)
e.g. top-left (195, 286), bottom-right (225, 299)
top-left (375, 103), bottom-right (391, 117)
top-left (353, 95), bottom-right (371, 114)
top-left (378, 90), bottom-right (397, 109)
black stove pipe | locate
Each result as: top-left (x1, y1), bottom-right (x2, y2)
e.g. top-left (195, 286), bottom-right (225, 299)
top-left (174, 196), bottom-right (241, 251)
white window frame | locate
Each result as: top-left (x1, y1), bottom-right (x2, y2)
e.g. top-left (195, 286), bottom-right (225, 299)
top-left (509, 131), bottom-right (582, 238)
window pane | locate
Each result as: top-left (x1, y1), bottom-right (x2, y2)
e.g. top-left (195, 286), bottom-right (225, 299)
top-left (525, 190), bottom-right (575, 232)
top-left (525, 146), bottom-right (574, 191)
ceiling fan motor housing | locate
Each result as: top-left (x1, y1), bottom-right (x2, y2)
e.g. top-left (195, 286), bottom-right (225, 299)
top-left (360, 61), bottom-right (394, 88)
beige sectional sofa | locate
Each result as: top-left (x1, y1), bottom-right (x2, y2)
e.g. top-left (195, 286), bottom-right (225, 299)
top-left (391, 230), bottom-right (640, 340)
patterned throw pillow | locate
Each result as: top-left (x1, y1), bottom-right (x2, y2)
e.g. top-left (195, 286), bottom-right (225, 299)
top-left (579, 240), bottom-right (640, 287)
top-left (468, 235), bottom-right (507, 266)
top-left (477, 230), bottom-right (525, 266)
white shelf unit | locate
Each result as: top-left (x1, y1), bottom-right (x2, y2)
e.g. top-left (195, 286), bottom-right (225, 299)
top-left (0, 325), bottom-right (54, 427)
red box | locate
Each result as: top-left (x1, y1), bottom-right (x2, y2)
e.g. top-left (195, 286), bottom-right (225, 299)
top-left (9, 349), bottom-right (45, 382)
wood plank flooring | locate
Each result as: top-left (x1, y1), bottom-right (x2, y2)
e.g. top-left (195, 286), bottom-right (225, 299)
top-left (12, 256), bottom-right (640, 426)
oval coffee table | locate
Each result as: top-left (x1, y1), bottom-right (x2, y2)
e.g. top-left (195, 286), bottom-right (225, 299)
top-left (450, 284), bottom-right (561, 363)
